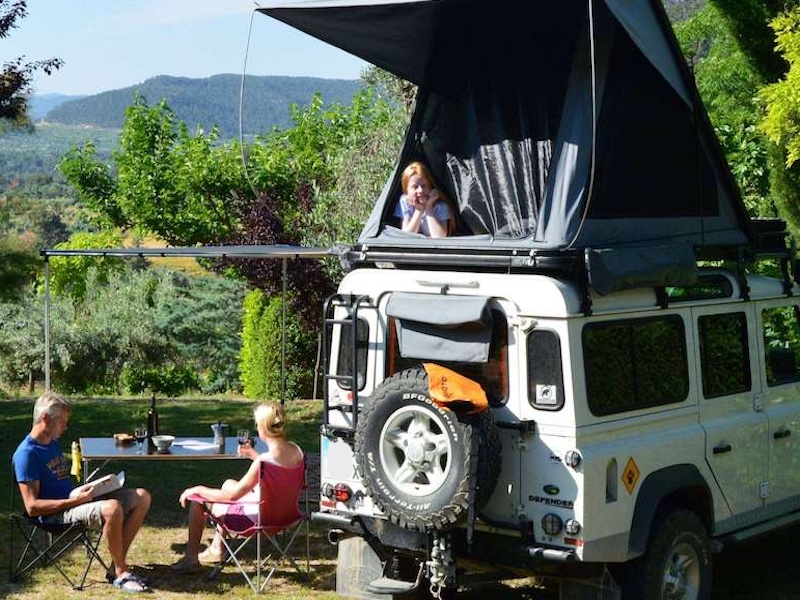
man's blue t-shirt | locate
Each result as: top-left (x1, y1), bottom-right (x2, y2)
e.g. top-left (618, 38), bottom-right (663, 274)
top-left (12, 434), bottom-right (74, 501)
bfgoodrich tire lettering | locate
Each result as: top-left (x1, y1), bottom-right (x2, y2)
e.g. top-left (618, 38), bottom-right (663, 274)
top-left (355, 367), bottom-right (499, 531)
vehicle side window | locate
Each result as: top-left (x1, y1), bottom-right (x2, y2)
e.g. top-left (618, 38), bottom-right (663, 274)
top-left (336, 317), bottom-right (369, 391)
top-left (583, 315), bottom-right (688, 416)
top-left (762, 305), bottom-right (800, 386)
top-left (387, 310), bottom-right (508, 406)
top-left (527, 330), bottom-right (564, 410)
top-left (698, 312), bottom-right (751, 398)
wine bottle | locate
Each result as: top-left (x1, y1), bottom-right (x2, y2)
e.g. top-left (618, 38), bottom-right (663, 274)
top-left (146, 394), bottom-right (159, 444)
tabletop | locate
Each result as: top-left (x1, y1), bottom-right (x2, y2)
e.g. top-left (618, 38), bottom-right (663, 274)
top-left (80, 436), bottom-right (265, 460)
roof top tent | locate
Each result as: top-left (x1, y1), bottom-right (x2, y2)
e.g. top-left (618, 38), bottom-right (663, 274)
top-left (257, 0), bottom-right (758, 293)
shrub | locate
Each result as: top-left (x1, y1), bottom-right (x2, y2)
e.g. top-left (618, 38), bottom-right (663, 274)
top-left (239, 289), bottom-right (316, 400)
top-left (122, 364), bottom-right (199, 397)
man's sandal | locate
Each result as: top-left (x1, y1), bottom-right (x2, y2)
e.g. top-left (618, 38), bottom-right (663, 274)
top-left (107, 570), bottom-right (148, 585)
top-left (113, 572), bottom-right (149, 593)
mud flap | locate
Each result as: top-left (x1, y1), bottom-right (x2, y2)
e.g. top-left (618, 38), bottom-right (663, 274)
top-left (336, 536), bottom-right (387, 599)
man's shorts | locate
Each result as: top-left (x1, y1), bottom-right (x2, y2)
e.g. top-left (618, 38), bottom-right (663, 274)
top-left (44, 489), bottom-right (140, 529)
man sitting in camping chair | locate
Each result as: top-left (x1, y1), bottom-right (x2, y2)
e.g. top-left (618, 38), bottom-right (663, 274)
top-left (12, 391), bottom-right (152, 593)
top-left (171, 401), bottom-right (307, 593)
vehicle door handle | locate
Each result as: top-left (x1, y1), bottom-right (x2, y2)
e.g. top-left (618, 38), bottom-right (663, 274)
top-left (713, 443), bottom-right (732, 455)
top-left (774, 428), bottom-right (792, 440)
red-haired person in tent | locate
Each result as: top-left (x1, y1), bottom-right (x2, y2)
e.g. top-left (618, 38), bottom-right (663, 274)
top-left (395, 161), bottom-right (456, 237)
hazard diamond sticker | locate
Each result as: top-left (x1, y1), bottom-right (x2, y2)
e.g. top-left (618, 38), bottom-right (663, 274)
top-left (622, 457), bottom-right (640, 495)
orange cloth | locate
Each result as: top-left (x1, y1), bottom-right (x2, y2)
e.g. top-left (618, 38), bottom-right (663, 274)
top-left (423, 363), bottom-right (488, 413)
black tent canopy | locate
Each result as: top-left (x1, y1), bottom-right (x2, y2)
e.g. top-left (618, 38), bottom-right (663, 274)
top-left (258, 0), bottom-right (753, 291)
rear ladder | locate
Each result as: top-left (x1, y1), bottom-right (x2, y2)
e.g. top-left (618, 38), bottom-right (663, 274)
top-left (321, 293), bottom-right (372, 434)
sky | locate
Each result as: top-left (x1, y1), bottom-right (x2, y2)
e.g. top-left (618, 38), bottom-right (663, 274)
top-left (5, 0), bottom-right (368, 97)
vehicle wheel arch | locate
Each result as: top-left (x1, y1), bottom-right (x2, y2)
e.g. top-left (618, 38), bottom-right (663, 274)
top-left (628, 464), bottom-right (713, 557)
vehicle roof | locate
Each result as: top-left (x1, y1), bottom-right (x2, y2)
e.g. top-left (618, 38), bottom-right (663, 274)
top-left (340, 268), bottom-right (799, 319)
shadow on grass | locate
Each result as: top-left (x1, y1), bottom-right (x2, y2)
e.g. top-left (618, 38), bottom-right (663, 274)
top-left (142, 522), bottom-right (338, 596)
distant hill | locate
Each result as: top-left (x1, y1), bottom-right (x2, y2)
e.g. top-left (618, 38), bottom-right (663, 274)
top-left (29, 93), bottom-right (85, 121)
top-left (43, 74), bottom-right (362, 138)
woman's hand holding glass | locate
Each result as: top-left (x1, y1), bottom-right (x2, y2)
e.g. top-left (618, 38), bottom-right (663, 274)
top-left (237, 429), bottom-right (257, 458)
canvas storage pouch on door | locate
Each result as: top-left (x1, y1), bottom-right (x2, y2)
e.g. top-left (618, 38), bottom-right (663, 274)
top-left (386, 293), bottom-right (493, 363)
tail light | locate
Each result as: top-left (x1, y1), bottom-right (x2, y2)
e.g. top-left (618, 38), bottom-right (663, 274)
top-left (333, 483), bottom-right (353, 503)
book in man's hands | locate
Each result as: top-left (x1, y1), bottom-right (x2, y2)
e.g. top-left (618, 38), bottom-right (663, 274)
top-left (69, 471), bottom-right (125, 499)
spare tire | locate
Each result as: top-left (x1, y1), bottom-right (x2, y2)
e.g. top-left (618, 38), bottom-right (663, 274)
top-left (355, 367), bottom-right (501, 531)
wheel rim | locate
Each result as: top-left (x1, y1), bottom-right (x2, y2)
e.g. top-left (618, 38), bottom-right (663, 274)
top-left (660, 540), bottom-right (701, 600)
top-left (378, 405), bottom-right (453, 497)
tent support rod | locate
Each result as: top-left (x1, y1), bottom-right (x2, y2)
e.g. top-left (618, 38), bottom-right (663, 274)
top-left (44, 257), bottom-right (51, 391)
top-left (281, 257), bottom-right (287, 405)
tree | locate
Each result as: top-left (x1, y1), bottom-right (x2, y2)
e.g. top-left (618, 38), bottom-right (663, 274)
top-left (0, 188), bottom-right (38, 301)
top-left (0, 291), bottom-right (47, 390)
top-left (708, 0), bottom-right (793, 82)
top-left (239, 289), bottom-right (314, 400)
top-left (302, 68), bottom-right (412, 280)
top-left (60, 97), bottom-right (246, 242)
top-left (0, 263), bottom-right (246, 394)
top-left (0, 239), bottom-right (37, 301)
top-left (675, 4), bottom-right (773, 218)
top-left (684, 1), bottom-right (800, 238)
top-left (59, 78), bottom-right (410, 398)
top-left (48, 230), bottom-right (124, 301)
top-left (0, 0), bottom-right (63, 129)
top-left (60, 87), bottom-right (402, 332)
top-left (760, 7), bottom-right (800, 169)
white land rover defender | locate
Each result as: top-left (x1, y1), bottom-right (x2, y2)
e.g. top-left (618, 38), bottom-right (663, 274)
top-left (253, 1), bottom-right (800, 598)
top-left (318, 247), bottom-right (800, 600)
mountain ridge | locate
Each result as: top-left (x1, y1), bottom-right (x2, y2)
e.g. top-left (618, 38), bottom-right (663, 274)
top-left (38, 73), bottom-right (362, 138)
top-left (29, 93), bottom-right (85, 121)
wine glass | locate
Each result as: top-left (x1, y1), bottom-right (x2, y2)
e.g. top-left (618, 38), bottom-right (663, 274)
top-left (237, 429), bottom-right (250, 448)
top-left (134, 426), bottom-right (146, 454)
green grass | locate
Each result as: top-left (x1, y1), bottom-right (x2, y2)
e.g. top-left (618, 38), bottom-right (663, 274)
top-left (4, 396), bottom-right (798, 599)
top-left (0, 395), bottom-right (339, 599)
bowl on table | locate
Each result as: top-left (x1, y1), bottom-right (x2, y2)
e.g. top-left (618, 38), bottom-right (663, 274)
top-left (151, 435), bottom-right (175, 451)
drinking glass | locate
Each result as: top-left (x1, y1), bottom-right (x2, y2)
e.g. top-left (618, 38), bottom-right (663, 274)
top-left (134, 426), bottom-right (146, 454)
top-left (237, 429), bottom-right (250, 447)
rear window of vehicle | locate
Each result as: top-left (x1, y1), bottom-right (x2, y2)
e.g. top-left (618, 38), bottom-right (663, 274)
top-left (387, 309), bottom-right (508, 406)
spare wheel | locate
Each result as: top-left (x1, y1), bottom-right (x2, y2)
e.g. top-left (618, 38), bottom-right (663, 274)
top-left (355, 367), bottom-right (500, 531)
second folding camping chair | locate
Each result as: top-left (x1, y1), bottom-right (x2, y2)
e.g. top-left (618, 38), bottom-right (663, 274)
top-left (188, 455), bottom-right (310, 593)
top-left (9, 471), bottom-right (110, 589)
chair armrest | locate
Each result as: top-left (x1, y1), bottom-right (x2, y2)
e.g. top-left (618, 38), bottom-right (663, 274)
top-left (186, 493), bottom-right (260, 507)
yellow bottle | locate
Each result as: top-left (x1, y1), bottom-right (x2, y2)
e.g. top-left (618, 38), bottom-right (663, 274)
top-left (70, 440), bottom-right (82, 482)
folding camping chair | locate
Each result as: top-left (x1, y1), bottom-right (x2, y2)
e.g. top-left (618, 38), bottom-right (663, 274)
top-left (189, 455), bottom-right (310, 593)
top-left (9, 472), bottom-right (109, 589)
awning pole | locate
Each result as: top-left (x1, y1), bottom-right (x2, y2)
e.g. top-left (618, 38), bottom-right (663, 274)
top-left (44, 257), bottom-right (51, 391)
top-left (281, 257), bottom-right (287, 405)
